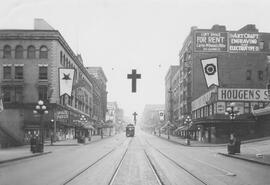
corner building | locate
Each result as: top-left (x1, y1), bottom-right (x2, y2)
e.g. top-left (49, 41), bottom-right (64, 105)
top-left (0, 19), bottom-right (107, 147)
top-left (179, 24), bottom-right (270, 143)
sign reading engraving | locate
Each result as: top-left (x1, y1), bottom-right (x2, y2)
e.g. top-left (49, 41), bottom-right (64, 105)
top-left (229, 32), bottom-right (260, 52)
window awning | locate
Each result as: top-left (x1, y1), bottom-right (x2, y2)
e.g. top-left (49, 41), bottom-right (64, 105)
top-left (252, 106), bottom-right (270, 116)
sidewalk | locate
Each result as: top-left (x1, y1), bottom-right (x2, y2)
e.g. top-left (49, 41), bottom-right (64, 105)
top-left (155, 133), bottom-right (270, 166)
top-left (0, 135), bottom-right (111, 164)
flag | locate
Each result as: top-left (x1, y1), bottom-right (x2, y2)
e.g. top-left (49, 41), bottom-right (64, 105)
top-left (59, 68), bottom-right (75, 97)
top-left (159, 110), bottom-right (164, 121)
top-left (0, 98), bottom-right (3, 112)
top-left (201, 58), bottom-right (219, 88)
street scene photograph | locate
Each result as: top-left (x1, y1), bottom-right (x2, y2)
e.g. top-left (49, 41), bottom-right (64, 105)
top-left (0, 0), bottom-right (270, 184)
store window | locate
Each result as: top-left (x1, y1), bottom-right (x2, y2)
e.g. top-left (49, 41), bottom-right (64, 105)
top-left (15, 45), bottom-right (23, 59)
top-left (15, 66), bottom-right (23, 79)
top-left (39, 66), bottom-right (48, 80)
top-left (27, 45), bottom-right (36, 59)
top-left (38, 86), bottom-right (48, 101)
top-left (244, 102), bottom-right (250, 113)
top-left (3, 45), bottom-right (11, 58)
top-left (14, 86), bottom-right (23, 103)
top-left (39, 46), bottom-right (48, 59)
top-left (3, 66), bottom-right (12, 79)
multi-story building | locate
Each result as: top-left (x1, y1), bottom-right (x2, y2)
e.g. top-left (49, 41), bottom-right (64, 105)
top-left (165, 66), bottom-right (179, 127)
top-left (106, 102), bottom-right (124, 134)
top-left (141, 104), bottom-right (164, 133)
top-left (0, 19), bottom-right (106, 147)
top-left (178, 24), bottom-right (270, 143)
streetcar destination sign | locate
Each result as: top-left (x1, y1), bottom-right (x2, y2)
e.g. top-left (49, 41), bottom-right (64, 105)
top-left (218, 88), bottom-right (270, 101)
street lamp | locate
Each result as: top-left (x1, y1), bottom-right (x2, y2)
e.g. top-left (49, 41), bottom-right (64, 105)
top-left (184, 116), bottom-right (192, 138)
top-left (33, 100), bottom-right (48, 152)
top-left (225, 102), bottom-right (238, 120)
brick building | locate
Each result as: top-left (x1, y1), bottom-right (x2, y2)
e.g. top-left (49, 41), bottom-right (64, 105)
top-left (178, 24), bottom-right (270, 143)
top-left (0, 19), bottom-right (107, 147)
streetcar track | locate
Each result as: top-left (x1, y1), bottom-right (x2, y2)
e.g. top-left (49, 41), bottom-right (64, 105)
top-left (62, 138), bottom-right (131, 185)
top-left (144, 138), bottom-right (209, 185)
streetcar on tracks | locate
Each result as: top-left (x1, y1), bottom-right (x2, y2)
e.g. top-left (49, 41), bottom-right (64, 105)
top-left (126, 124), bottom-right (135, 137)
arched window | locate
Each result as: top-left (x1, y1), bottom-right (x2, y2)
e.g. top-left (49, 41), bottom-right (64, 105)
top-left (3, 45), bottom-right (11, 58)
top-left (27, 45), bottom-right (36, 59)
top-left (39, 46), bottom-right (48, 59)
top-left (15, 45), bottom-right (23, 59)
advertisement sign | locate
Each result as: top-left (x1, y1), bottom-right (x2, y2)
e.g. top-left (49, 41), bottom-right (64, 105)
top-left (195, 31), bottom-right (227, 52)
top-left (216, 102), bottom-right (225, 114)
top-left (192, 87), bottom-right (217, 111)
top-left (56, 110), bottom-right (69, 120)
top-left (218, 88), bottom-right (270, 101)
top-left (229, 32), bottom-right (260, 52)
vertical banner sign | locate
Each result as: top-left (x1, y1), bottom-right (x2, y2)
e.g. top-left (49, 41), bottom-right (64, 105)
top-left (0, 98), bottom-right (3, 112)
top-left (201, 58), bottom-right (219, 88)
top-left (159, 110), bottom-right (164, 121)
top-left (59, 68), bottom-right (75, 97)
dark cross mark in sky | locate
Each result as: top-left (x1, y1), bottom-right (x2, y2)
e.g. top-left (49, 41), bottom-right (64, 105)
top-left (133, 112), bottom-right (138, 125)
top-left (62, 73), bottom-right (71, 80)
top-left (127, 69), bottom-right (141, 93)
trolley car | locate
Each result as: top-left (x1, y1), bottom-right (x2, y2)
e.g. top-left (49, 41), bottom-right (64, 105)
top-left (126, 124), bottom-right (135, 137)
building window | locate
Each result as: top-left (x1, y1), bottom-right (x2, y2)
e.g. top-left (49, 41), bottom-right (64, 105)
top-left (39, 46), bottom-right (48, 59)
top-left (259, 41), bottom-right (264, 50)
top-left (27, 45), bottom-right (36, 59)
top-left (38, 86), bottom-right (48, 101)
top-left (246, 70), bottom-right (252, 80)
top-left (14, 86), bottom-right (23, 103)
top-left (15, 45), bottom-right (23, 59)
top-left (3, 45), bottom-right (11, 58)
top-left (39, 66), bottom-right (48, 80)
top-left (2, 87), bottom-right (11, 102)
top-left (258, 70), bottom-right (263, 81)
top-left (60, 51), bottom-right (63, 65)
top-left (3, 66), bottom-right (12, 79)
top-left (15, 66), bottom-right (23, 79)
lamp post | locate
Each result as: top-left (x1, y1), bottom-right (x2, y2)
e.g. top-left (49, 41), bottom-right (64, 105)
top-left (80, 115), bottom-right (87, 138)
top-left (225, 102), bottom-right (238, 120)
top-left (33, 100), bottom-right (48, 152)
top-left (184, 116), bottom-right (192, 145)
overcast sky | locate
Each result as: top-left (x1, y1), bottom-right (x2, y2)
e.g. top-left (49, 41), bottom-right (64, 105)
top-left (0, 0), bottom-right (269, 120)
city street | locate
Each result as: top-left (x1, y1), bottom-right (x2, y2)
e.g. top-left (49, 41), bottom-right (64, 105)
top-left (1, 130), bottom-right (270, 185)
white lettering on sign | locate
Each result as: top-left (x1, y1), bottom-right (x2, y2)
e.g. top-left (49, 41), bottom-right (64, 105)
top-left (192, 87), bottom-right (217, 111)
top-left (229, 32), bottom-right (260, 52)
top-left (218, 88), bottom-right (270, 101)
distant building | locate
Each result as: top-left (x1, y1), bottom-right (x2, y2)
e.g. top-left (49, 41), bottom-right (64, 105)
top-left (178, 24), bottom-right (270, 143)
top-left (165, 66), bottom-right (180, 127)
top-left (141, 104), bottom-right (164, 132)
top-left (106, 102), bottom-right (124, 134)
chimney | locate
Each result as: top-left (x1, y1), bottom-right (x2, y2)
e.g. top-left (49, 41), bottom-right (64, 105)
top-left (211, 24), bottom-right (226, 31)
top-left (34, 18), bottom-right (54, 30)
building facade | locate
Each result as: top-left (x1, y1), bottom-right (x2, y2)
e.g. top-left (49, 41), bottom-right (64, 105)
top-left (178, 24), bottom-right (270, 143)
top-left (0, 19), bottom-right (107, 147)
top-left (165, 66), bottom-right (179, 127)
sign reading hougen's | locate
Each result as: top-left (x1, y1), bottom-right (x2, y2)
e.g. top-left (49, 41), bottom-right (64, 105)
top-left (229, 32), bottom-right (260, 52)
top-left (218, 88), bottom-right (270, 101)
top-left (195, 31), bottom-right (227, 52)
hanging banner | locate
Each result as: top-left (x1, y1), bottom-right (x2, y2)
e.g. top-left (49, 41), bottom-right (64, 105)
top-left (201, 58), bottom-right (219, 88)
top-left (159, 110), bottom-right (165, 121)
top-left (59, 68), bottom-right (75, 97)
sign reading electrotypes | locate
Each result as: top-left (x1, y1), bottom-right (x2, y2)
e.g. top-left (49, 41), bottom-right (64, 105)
top-left (195, 31), bottom-right (227, 52)
top-left (229, 32), bottom-right (260, 52)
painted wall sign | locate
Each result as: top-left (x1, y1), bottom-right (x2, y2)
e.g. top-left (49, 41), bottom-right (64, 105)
top-left (228, 32), bottom-right (260, 52)
top-left (192, 87), bottom-right (217, 111)
top-left (195, 31), bottom-right (228, 52)
top-left (218, 88), bottom-right (270, 101)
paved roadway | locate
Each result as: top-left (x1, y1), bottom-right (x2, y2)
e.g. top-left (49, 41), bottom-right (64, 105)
top-left (0, 129), bottom-right (269, 185)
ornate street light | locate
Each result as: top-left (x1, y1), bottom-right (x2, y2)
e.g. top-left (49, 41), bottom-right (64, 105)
top-left (33, 100), bottom-right (48, 152)
top-left (225, 102), bottom-right (239, 120)
top-left (184, 116), bottom-right (192, 139)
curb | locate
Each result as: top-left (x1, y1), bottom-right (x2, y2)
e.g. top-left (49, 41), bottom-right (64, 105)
top-left (0, 151), bottom-right (52, 165)
top-left (218, 152), bottom-right (270, 166)
top-left (156, 135), bottom-right (227, 147)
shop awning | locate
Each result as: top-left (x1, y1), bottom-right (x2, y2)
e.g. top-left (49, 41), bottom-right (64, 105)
top-left (174, 126), bottom-right (185, 132)
top-left (252, 106), bottom-right (270, 116)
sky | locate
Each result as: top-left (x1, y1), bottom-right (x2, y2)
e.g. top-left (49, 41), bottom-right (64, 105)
top-left (0, 0), bottom-right (269, 120)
